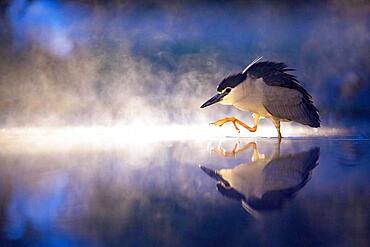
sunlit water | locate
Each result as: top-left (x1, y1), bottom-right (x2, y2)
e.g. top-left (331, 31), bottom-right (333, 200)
top-left (0, 128), bottom-right (369, 246)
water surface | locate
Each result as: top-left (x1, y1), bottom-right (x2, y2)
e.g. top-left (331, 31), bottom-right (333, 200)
top-left (0, 137), bottom-right (369, 246)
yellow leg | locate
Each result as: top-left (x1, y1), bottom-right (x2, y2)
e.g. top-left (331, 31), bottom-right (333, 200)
top-left (211, 114), bottom-right (260, 133)
top-left (272, 119), bottom-right (282, 140)
top-left (252, 113), bottom-right (260, 130)
top-left (212, 141), bottom-right (257, 157)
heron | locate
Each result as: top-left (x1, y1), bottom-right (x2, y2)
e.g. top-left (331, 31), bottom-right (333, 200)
top-left (200, 142), bottom-right (320, 217)
top-left (200, 57), bottom-right (320, 138)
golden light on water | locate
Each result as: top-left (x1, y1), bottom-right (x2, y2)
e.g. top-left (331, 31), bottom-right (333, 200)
top-left (0, 124), bottom-right (345, 153)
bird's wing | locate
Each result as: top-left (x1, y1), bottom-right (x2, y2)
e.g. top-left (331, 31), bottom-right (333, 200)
top-left (247, 61), bottom-right (320, 127)
top-left (263, 86), bottom-right (320, 127)
top-left (261, 147), bottom-right (320, 194)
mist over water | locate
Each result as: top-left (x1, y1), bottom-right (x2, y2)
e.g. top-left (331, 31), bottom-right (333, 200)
top-left (0, 0), bottom-right (369, 128)
top-left (0, 2), bottom-right (369, 246)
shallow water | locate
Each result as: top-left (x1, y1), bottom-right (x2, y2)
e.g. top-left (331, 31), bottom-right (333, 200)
top-left (0, 137), bottom-right (369, 247)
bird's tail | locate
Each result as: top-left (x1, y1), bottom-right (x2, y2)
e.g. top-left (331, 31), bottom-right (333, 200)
top-left (300, 97), bottom-right (320, 128)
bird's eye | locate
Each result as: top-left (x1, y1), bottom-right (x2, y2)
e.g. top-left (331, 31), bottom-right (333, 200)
top-left (225, 88), bottom-right (231, 93)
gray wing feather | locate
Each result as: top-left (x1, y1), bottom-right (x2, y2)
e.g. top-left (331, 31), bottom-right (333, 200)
top-left (261, 148), bottom-right (320, 194)
top-left (264, 92), bottom-right (320, 127)
top-left (246, 61), bottom-right (320, 127)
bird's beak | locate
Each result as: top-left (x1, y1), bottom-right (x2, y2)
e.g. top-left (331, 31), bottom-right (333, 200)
top-left (199, 165), bottom-right (219, 180)
top-left (199, 165), bottom-right (230, 187)
top-left (200, 92), bottom-right (225, 108)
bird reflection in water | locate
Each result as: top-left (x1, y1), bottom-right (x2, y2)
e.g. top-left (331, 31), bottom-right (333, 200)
top-left (200, 142), bottom-right (320, 218)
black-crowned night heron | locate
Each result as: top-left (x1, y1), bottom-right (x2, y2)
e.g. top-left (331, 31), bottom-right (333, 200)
top-left (200, 142), bottom-right (320, 217)
top-left (200, 57), bottom-right (320, 138)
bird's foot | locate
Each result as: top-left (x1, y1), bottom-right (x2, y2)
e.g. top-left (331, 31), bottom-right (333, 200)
top-left (210, 117), bottom-right (257, 133)
top-left (277, 134), bottom-right (282, 143)
top-left (210, 117), bottom-right (240, 132)
top-left (211, 142), bottom-right (240, 157)
top-left (211, 141), bottom-right (259, 158)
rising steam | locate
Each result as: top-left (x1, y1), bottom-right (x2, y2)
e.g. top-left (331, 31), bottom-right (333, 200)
top-left (0, 0), bottom-right (369, 128)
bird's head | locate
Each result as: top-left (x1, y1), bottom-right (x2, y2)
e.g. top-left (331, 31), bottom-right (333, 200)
top-left (199, 165), bottom-right (246, 202)
top-left (200, 73), bottom-right (246, 108)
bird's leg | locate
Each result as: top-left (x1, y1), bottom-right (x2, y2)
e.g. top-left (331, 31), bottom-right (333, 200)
top-left (272, 119), bottom-right (282, 140)
top-left (271, 139), bottom-right (281, 159)
top-left (251, 142), bottom-right (264, 162)
top-left (211, 114), bottom-right (260, 133)
top-left (212, 141), bottom-right (258, 157)
top-left (252, 113), bottom-right (260, 131)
